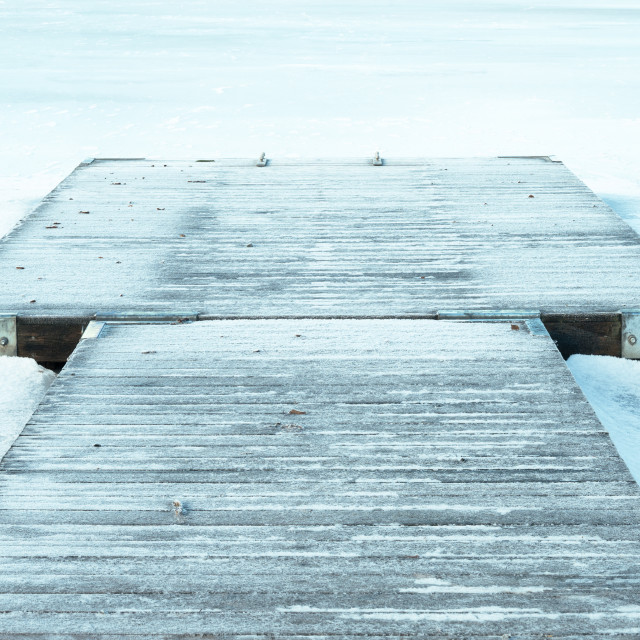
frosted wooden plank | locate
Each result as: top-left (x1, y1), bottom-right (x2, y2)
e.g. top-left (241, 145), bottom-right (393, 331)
top-left (0, 319), bottom-right (639, 636)
top-left (1, 157), bottom-right (639, 316)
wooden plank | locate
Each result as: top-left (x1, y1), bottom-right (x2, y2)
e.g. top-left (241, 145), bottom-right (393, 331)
top-left (0, 157), bottom-right (639, 317)
top-left (0, 319), bottom-right (639, 637)
top-left (542, 312), bottom-right (622, 358)
top-left (2, 480), bottom-right (638, 497)
top-left (1, 609), bottom-right (640, 637)
top-left (16, 317), bottom-right (89, 363)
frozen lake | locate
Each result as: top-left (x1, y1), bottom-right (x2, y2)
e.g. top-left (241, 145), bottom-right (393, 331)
top-left (1, 0), bottom-right (639, 235)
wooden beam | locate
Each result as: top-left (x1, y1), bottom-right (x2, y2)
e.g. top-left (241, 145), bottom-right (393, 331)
top-left (542, 312), bottom-right (621, 359)
top-left (16, 316), bottom-right (89, 364)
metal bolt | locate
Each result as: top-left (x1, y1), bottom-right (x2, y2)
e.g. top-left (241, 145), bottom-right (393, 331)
top-left (0, 337), bottom-right (8, 347)
top-left (629, 334), bottom-right (638, 346)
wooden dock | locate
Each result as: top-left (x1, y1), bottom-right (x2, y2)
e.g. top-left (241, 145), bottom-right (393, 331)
top-left (0, 319), bottom-right (639, 637)
top-left (0, 157), bottom-right (639, 637)
top-left (1, 157), bottom-right (640, 317)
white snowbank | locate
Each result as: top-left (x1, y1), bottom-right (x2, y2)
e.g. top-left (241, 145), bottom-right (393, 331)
top-left (0, 358), bottom-right (55, 460)
top-left (567, 354), bottom-right (640, 483)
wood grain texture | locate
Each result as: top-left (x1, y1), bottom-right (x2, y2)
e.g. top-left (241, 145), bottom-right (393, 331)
top-left (16, 317), bottom-right (88, 363)
top-left (542, 312), bottom-right (622, 358)
top-left (1, 157), bottom-right (639, 317)
top-left (0, 319), bottom-right (639, 637)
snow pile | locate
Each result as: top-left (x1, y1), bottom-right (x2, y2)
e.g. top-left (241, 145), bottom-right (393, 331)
top-left (568, 354), bottom-right (640, 483)
top-left (0, 358), bottom-right (55, 460)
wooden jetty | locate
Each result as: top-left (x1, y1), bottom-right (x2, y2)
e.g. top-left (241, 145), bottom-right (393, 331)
top-left (2, 156), bottom-right (640, 363)
top-left (0, 157), bottom-right (639, 637)
top-left (1, 156), bottom-right (640, 318)
top-left (2, 319), bottom-right (640, 637)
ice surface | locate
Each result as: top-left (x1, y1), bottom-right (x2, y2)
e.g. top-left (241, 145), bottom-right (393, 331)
top-left (1, 1), bottom-right (639, 234)
top-left (567, 354), bottom-right (640, 483)
top-left (0, 358), bottom-right (55, 460)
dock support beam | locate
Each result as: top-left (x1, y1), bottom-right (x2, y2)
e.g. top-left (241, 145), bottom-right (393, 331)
top-left (0, 315), bottom-right (17, 357)
top-left (622, 311), bottom-right (640, 359)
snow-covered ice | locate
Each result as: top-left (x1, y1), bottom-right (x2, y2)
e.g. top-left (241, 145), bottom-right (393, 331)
top-left (568, 354), bottom-right (640, 484)
top-left (0, 358), bottom-right (55, 460)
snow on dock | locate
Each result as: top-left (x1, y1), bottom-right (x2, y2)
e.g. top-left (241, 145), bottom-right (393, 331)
top-left (0, 319), bottom-right (639, 637)
top-left (1, 156), bottom-right (639, 317)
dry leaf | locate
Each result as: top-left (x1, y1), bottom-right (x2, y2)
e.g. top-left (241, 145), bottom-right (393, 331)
top-left (511, 324), bottom-right (520, 331)
top-left (289, 409), bottom-right (307, 415)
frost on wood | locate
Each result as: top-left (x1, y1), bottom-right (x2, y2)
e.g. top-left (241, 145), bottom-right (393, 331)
top-left (0, 320), bottom-right (638, 637)
top-left (1, 158), bottom-right (639, 316)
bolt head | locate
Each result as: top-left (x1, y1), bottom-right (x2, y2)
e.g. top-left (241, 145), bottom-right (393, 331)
top-left (0, 337), bottom-right (8, 347)
top-left (629, 334), bottom-right (638, 346)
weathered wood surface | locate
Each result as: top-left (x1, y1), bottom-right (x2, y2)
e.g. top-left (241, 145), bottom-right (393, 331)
top-left (542, 312), bottom-right (622, 359)
top-left (16, 316), bottom-right (88, 364)
top-left (1, 157), bottom-right (639, 317)
top-left (1, 319), bottom-right (639, 637)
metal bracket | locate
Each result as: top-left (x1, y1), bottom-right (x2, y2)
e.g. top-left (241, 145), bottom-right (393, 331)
top-left (0, 315), bottom-right (17, 357)
top-left (373, 152), bottom-right (383, 166)
top-left (437, 310), bottom-right (540, 320)
top-left (525, 317), bottom-right (550, 337)
top-left (622, 311), bottom-right (640, 359)
top-left (94, 311), bottom-right (199, 323)
top-left (256, 153), bottom-right (268, 167)
top-left (498, 155), bottom-right (562, 164)
top-left (81, 321), bottom-right (105, 341)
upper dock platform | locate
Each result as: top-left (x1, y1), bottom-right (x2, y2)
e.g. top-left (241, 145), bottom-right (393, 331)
top-left (1, 156), bottom-right (639, 318)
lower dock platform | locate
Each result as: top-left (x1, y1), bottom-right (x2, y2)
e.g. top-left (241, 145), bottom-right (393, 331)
top-left (0, 319), bottom-right (638, 637)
